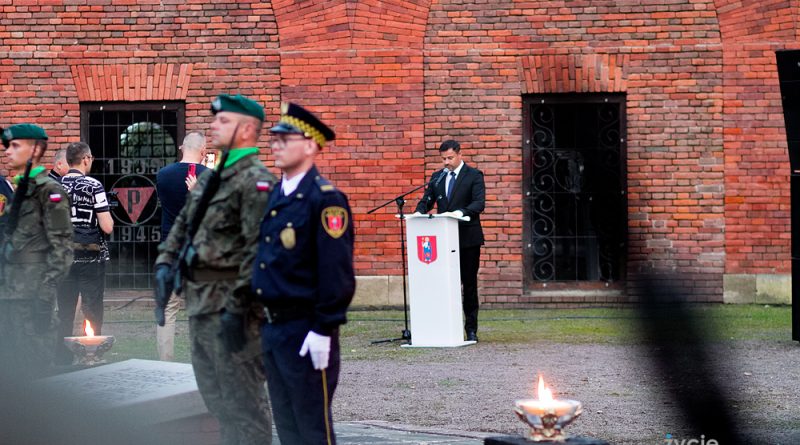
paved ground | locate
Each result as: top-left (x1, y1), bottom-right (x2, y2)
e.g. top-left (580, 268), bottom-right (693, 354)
top-left (313, 421), bottom-right (488, 444)
top-left (99, 304), bottom-right (799, 445)
top-left (274, 421), bottom-right (599, 444)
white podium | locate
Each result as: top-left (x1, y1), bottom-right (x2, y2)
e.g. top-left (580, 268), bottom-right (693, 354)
top-left (403, 213), bottom-right (475, 347)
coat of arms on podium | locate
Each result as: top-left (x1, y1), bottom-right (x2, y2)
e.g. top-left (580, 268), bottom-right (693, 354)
top-left (417, 235), bottom-right (437, 264)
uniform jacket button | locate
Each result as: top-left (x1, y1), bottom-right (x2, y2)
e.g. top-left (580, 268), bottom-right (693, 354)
top-left (259, 262), bottom-right (266, 270)
top-left (256, 288), bottom-right (262, 296)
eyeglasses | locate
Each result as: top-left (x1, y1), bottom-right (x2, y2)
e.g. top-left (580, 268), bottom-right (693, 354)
top-left (269, 135), bottom-right (308, 149)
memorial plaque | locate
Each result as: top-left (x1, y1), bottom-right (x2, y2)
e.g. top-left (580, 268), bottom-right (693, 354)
top-left (41, 359), bottom-right (209, 424)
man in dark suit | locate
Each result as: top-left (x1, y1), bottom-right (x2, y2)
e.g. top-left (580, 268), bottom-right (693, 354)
top-left (415, 139), bottom-right (485, 342)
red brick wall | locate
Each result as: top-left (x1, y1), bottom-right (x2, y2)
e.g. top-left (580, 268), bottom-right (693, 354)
top-left (271, 1), bottom-right (429, 276)
top-left (1, 0), bottom-right (798, 303)
top-left (277, 48), bottom-right (426, 276)
top-left (424, 0), bottom-right (728, 301)
top-left (0, 0), bottom-right (281, 161)
top-left (715, 0), bottom-right (799, 275)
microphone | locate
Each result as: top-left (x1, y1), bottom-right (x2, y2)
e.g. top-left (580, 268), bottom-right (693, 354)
top-left (434, 169), bottom-right (447, 187)
top-left (425, 169), bottom-right (446, 202)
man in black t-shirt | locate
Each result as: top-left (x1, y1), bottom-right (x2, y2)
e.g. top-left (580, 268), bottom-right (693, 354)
top-left (55, 142), bottom-right (114, 364)
top-left (154, 131), bottom-right (208, 360)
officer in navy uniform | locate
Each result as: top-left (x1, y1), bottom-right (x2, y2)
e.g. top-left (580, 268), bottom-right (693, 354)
top-left (247, 103), bottom-right (355, 445)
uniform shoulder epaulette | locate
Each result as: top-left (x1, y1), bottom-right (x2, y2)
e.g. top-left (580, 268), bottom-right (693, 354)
top-left (314, 175), bottom-right (336, 193)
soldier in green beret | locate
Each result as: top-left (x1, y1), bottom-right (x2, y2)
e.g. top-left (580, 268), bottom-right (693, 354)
top-left (0, 124), bottom-right (73, 377)
top-left (156, 95), bottom-right (276, 444)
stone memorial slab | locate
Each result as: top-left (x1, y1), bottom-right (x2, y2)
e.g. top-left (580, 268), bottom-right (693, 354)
top-left (41, 359), bottom-right (209, 425)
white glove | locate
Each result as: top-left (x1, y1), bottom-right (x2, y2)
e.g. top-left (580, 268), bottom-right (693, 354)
top-left (299, 331), bottom-right (331, 370)
top-left (452, 210), bottom-right (464, 218)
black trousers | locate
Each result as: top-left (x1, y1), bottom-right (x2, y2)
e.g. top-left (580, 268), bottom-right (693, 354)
top-left (261, 317), bottom-right (340, 445)
top-left (56, 261), bottom-right (106, 363)
top-left (460, 245), bottom-right (481, 333)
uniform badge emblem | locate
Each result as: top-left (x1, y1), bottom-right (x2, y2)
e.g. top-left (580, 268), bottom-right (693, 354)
top-left (49, 193), bottom-right (62, 203)
top-left (256, 181), bottom-right (271, 192)
top-left (417, 236), bottom-right (437, 264)
top-left (280, 227), bottom-right (296, 249)
top-left (0, 194), bottom-right (6, 216)
top-left (321, 206), bottom-right (348, 239)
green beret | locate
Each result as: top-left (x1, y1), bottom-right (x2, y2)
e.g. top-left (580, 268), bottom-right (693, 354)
top-left (210, 94), bottom-right (265, 122)
top-left (1, 124), bottom-right (48, 148)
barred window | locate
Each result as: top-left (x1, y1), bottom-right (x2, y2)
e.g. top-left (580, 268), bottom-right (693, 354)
top-left (523, 94), bottom-right (627, 285)
top-left (81, 101), bottom-right (185, 289)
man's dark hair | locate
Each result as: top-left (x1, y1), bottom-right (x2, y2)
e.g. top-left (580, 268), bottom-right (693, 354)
top-left (439, 139), bottom-right (461, 153)
top-left (66, 142), bottom-right (91, 167)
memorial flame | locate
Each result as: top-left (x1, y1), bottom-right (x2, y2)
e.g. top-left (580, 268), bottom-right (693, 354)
top-left (63, 320), bottom-right (115, 366)
top-left (513, 375), bottom-right (583, 442)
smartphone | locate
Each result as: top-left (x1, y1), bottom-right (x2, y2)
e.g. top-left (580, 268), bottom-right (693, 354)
top-left (188, 163), bottom-right (196, 177)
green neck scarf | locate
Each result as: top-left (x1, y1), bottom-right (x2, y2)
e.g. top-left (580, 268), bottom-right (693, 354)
top-left (13, 165), bottom-right (45, 185)
top-left (221, 147), bottom-right (259, 169)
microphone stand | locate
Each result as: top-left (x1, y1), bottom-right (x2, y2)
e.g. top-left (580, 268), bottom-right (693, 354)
top-left (368, 183), bottom-right (426, 344)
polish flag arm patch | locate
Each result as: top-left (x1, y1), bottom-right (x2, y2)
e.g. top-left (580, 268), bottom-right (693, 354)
top-left (256, 181), bottom-right (271, 192)
top-left (49, 193), bottom-right (62, 203)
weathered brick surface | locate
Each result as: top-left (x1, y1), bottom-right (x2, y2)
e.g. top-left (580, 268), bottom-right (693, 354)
top-left (424, 0), bottom-right (731, 302)
top-left (714, 0), bottom-right (799, 278)
top-left (0, 0), bottom-right (797, 303)
top-left (70, 64), bottom-right (194, 102)
top-left (277, 48), bottom-right (426, 275)
top-left (0, 0), bottom-right (281, 160)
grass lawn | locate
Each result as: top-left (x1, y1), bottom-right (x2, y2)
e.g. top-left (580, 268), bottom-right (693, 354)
top-left (101, 304), bottom-right (792, 364)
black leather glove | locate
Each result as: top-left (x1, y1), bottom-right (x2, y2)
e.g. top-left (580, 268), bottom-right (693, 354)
top-left (219, 310), bottom-right (247, 353)
top-left (154, 263), bottom-right (173, 327)
top-left (231, 286), bottom-right (255, 312)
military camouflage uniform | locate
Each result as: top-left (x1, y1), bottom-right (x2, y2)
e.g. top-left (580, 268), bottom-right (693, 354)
top-left (0, 169), bottom-right (73, 377)
top-left (157, 152), bottom-right (275, 445)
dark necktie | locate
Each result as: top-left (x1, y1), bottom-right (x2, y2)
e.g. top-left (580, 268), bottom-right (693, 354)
top-left (446, 171), bottom-right (456, 200)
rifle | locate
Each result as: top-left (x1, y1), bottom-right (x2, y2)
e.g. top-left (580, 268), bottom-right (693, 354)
top-left (0, 154), bottom-right (34, 285)
top-left (155, 125), bottom-right (240, 325)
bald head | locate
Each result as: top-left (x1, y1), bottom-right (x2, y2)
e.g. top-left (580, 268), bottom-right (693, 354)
top-left (180, 131), bottom-right (206, 164)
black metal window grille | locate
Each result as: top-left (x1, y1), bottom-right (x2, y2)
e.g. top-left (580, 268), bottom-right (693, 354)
top-left (81, 102), bottom-right (185, 289)
top-left (523, 94), bottom-right (627, 283)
